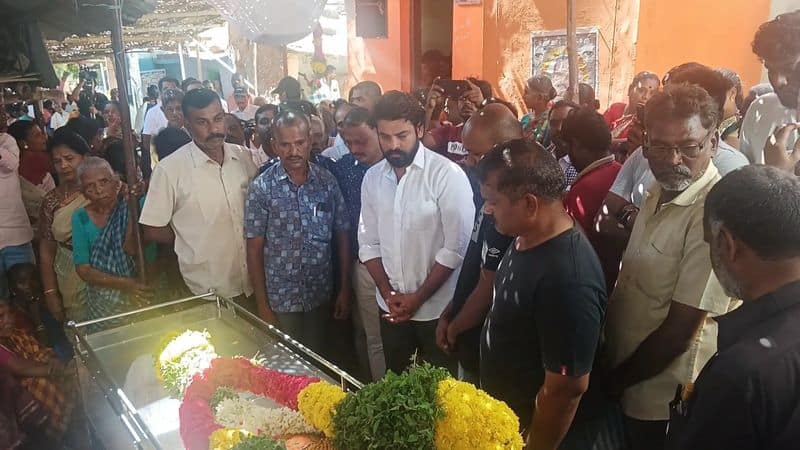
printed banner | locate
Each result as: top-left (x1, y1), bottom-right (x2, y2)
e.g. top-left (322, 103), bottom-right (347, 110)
top-left (531, 27), bottom-right (599, 95)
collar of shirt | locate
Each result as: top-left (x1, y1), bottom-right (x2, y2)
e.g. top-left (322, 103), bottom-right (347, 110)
top-left (573, 154), bottom-right (615, 184)
top-left (188, 142), bottom-right (242, 168)
top-left (381, 142), bottom-right (427, 181)
top-left (716, 280), bottom-right (800, 352)
top-left (645, 161), bottom-right (719, 207)
top-left (272, 160), bottom-right (319, 185)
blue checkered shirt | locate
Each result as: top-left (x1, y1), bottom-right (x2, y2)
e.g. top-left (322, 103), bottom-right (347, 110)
top-left (245, 162), bottom-right (349, 312)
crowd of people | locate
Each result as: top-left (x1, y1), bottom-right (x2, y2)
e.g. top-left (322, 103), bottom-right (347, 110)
top-left (1, 10), bottom-right (800, 450)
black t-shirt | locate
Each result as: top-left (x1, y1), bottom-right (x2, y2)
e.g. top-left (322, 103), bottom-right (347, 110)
top-left (480, 227), bottom-right (607, 427)
top-left (450, 207), bottom-right (513, 372)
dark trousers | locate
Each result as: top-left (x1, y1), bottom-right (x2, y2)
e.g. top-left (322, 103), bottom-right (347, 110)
top-left (624, 416), bottom-right (667, 450)
top-left (276, 303), bottom-right (331, 356)
top-left (380, 315), bottom-right (456, 376)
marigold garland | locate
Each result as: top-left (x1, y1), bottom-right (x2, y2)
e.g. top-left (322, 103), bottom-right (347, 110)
top-left (434, 378), bottom-right (523, 449)
top-left (160, 331), bottom-right (523, 450)
top-left (210, 428), bottom-right (252, 450)
top-left (297, 366), bottom-right (524, 449)
top-left (296, 382), bottom-right (347, 438)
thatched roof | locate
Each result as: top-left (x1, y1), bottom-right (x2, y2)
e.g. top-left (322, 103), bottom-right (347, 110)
top-left (1, 0), bottom-right (156, 86)
top-left (45, 0), bottom-right (224, 63)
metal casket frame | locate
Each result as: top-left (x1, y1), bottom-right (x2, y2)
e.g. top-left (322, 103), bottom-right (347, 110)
top-left (67, 293), bottom-right (362, 450)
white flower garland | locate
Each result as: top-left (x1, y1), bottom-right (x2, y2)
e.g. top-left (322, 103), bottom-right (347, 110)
top-left (214, 397), bottom-right (318, 438)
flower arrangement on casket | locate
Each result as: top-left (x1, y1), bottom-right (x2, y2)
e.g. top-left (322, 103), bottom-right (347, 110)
top-left (157, 331), bottom-right (523, 450)
top-left (155, 330), bottom-right (331, 450)
top-left (296, 363), bottom-right (524, 450)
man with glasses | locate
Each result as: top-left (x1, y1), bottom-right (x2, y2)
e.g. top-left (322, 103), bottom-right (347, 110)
top-left (602, 84), bottom-right (735, 450)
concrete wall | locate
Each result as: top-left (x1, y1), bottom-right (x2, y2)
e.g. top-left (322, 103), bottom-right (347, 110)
top-left (348, 0), bottom-right (786, 108)
top-left (635, 0), bottom-right (771, 94)
top-left (346, 0), bottom-right (413, 93)
top-left (453, 0), bottom-right (640, 112)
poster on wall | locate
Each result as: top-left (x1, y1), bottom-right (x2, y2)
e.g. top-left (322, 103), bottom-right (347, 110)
top-left (140, 69), bottom-right (166, 96)
top-left (531, 27), bottom-right (599, 95)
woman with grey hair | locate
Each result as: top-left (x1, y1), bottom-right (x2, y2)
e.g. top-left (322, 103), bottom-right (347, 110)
top-left (70, 157), bottom-right (153, 328)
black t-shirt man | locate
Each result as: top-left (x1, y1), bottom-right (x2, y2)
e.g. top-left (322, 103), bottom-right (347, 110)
top-left (450, 206), bottom-right (513, 373)
top-left (480, 227), bottom-right (607, 428)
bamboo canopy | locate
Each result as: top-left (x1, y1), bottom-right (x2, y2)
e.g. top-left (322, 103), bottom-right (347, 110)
top-left (46, 0), bottom-right (223, 63)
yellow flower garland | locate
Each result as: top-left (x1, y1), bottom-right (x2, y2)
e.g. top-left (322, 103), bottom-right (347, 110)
top-left (297, 382), bottom-right (347, 438)
top-left (434, 379), bottom-right (524, 449)
top-left (209, 428), bottom-right (251, 450)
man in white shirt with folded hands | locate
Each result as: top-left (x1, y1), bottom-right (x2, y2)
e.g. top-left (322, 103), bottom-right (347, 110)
top-left (359, 91), bottom-right (474, 375)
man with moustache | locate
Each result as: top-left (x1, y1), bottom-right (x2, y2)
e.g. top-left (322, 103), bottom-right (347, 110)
top-left (664, 166), bottom-right (800, 450)
top-left (603, 84), bottom-right (735, 450)
top-left (140, 88), bottom-right (257, 305)
top-left (331, 107), bottom-right (386, 380)
top-left (359, 91), bottom-right (474, 375)
top-left (245, 111), bottom-right (350, 354)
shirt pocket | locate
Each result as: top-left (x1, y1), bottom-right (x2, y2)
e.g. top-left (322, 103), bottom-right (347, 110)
top-left (407, 199), bottom-right (440, 231)
top-left (634, 234), bottom-right (682, 301)
top-left (307, 191), bottom-right (333, 242)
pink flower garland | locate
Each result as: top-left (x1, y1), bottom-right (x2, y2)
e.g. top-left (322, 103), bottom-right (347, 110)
top-left (178, 357), bottom-right (319, 450)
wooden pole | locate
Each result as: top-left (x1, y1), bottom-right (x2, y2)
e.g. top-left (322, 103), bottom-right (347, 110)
top-left (252, 42), bottom-right (259, 95)
top-left (110, 0), bottom-right (147, 283)
top-left (566, 0), bottom-right (579, 103)
top-left (282, 45), bottom-right (289, 77)
top-left (196, 43), bottom-right (203, 80)
top-left (178, 41), bottom-right (187, 80)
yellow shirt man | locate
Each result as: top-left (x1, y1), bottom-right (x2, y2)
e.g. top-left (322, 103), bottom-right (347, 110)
top-left (606, 162), bottom-right (735, 421)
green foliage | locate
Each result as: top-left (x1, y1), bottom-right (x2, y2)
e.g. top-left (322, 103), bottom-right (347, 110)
top-left (230, 435), bottom-right (287, 450)
top-left (210, 386), bottom-right (238, 410)
top-left (332, 363), bottom-right (449, 450)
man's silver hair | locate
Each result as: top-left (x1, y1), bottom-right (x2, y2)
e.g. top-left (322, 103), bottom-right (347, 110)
top-left (77, 156), bottom-right (117, 186)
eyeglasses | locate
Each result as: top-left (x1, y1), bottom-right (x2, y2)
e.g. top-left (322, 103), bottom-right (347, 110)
top-left (643, 130), bottom-right (714, 159)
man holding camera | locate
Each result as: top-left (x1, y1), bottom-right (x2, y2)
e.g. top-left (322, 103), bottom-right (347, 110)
top-left (231, 87), bottom-right (259, 122)
top-left (422, 79), bottom-right (486, 162)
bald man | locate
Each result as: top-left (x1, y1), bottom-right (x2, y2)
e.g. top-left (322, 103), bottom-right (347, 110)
top-left (462, 103), bottom-right (523, 162)
top-left (435, 103), bottom-right (521, 383)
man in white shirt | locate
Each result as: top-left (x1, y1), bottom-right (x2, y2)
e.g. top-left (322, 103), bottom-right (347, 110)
top-left (740, 11), bottom-right (799, 165)
top-left (358, 91), bottom-right (474, 375)
top-left (49, 102), bottom-right (69, 131)
top-left (0, 133), bottom-right (35, 298)
top-left (140, 88), bottom-right (256, 303)
top-left (321, 102), bottom-right (354, 161)
top-left (231, 87), bottom-right (259, 122)
top-left (141, 77), bottom-right (179, 178)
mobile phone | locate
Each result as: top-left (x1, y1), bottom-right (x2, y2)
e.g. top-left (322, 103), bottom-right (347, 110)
top-left (437, 79), bottom-right (472, 99)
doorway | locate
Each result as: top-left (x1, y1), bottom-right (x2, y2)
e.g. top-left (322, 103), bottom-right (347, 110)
top-left (412, 0), bottom-right (453, 90)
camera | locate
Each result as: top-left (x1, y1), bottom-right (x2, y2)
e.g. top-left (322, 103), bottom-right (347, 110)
top-left (241, 118), bottom-right (256, 145)
top-left (78, 65), bottom-right (98, 90)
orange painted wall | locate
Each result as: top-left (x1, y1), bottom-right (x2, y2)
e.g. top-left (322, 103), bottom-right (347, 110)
top-left (347, 0), bottom-right (413, 93)
top-left (452, 0), bottom-right (641, 113)
top-left (635, 0), bottom-right (770, 93)
top-left (451, 0), bottom-right (774, 113)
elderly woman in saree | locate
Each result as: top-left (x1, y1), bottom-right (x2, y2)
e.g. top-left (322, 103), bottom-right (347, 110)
top-left (71, 157), bottom-right (153, 328)
top-left (38, 129), bottom-right (90, 324)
